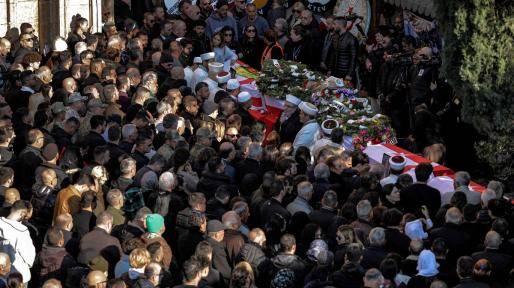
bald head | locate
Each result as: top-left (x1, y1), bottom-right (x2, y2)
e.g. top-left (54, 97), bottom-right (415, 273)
top-left (62, 77), bottom-right (76, 92)
top-left (4, 188), bottom-right (20, 206)
top-left (41, 168), bottom-right (57, 187)
top-left (0, 252), bottom-right (10, 275)
top-left (484, 231), bottom-right (501, 249)
top-left (222, 211), bottom-right (241, 230)
top-left (445, 207), bottom-right (463, 225)
top-left (42, 279), bottom-right (62, 288)
top-left (248, 228), bottom-right (265, 245)
top-left (55, 213), bottom-right (73, 231)
top-left (86, 270), bottom-right (107, 287)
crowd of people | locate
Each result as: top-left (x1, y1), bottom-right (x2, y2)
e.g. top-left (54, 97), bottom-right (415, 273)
top-left (0, 0), bottom-right (511, 287)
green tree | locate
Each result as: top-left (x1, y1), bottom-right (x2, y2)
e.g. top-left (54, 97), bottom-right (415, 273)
top-left (435, 0), bottom-right (514, 181)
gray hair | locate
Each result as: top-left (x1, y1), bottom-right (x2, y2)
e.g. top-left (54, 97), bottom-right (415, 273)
top-left (297, 181), bottom-right (313, 199)
top-left (145, 262), bottom-right (162, 278)
top-left (159, 172), bottom-right (175, 191)
top-left (222, 211), bottom-right (241, 229)
top-left (484, 230), bottom-right (501, 249)
top-left (107, 35), bottom-right (122, 47)
top-left (156, 101), bottom-right (172, 116)
top-left (247, 142), bottom-right (263, 159)
top-left (322, 190), bottom-right (338, 208)
top-left (445, 207), bottom-right (463, 225)
top-left (96, 211), bottom-right (114, 227)
top-left (314, 163), bottom-right (330, 179)
top-left (122, 124), bottom-right (137, 140)
top-left (364, 268), bottom-right (384, 284)
top-left (106, 189), bottom-right (123, 206)
top-left (120, 157), bottom-right (136, 175)
top-left (454, 171), bottom-right (470, 187)
top-left (481, 189), bottom-right (497, 207)
top-left (356, 200), bottom-right (372, 220)
top-left (74, 41), bottom-right (87, 55)
top-left (369, 227), bottom-right (386, 246)
top-left (487, 181), bottom-right (503, 199)
top-left (135, 207), bottom-right (152, 222)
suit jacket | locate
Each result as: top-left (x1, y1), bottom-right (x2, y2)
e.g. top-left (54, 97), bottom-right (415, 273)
top-left (276, 110), bottom-right (303, 144)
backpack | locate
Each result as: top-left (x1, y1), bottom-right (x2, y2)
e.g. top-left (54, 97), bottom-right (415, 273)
top-left (123, 185), bottom-right (145, 219)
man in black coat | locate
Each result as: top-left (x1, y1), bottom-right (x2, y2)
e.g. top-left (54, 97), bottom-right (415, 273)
top-left (361, 227), bottom-right (388, 270)
top-left (309, 190), bottom-right (338, 233)
top-left (275, 95), bottom-right (303, 144)
top-left (206, 220), bottom-right (232, 282)
top-left (235, 143), bottom-right (263, 184)
top-left (400, 162), bottom-right (441, 218)
top-left (82, 115), bottom-right (107, 162)
top-left (260, 179), bottom-right (291, 227)
top-left (14, 128), bottom-right (44, 198)
top-left (471, 231), bottom-right (513, 280)
top-left (270, 234), bottom-right (306, 286)
top-left (197, 157), bottom-right (231, 199)
top-left (6, 71), bottom-right (37, 113)
top-left (328, 18), bottom-right (358, 80)
top-left (429, 207), bottom-right (471, 264)
top-left (329, 243), bottom-right (365, 288)
top-left (235, 92), bottom-right (255, 129)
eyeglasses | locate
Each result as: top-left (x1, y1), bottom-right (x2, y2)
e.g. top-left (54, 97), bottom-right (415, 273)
top-left (246, 29), bottom-right (256, 33)
top-left (293, 9), bottom-right (301, 13)
top-left (226, 133), bottom-right (238, 138)
top-left (224, 33), bottom-right (233, 37)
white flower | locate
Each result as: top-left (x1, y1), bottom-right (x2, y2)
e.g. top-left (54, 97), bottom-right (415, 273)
top-left (359, 125), bottom-right (368, 130)
top-left (347, 120), bottom-right (355, 124)
top-left (290, 65), bottom-right (298, 70)
top-left (292, 72), bottom-right (300, 77)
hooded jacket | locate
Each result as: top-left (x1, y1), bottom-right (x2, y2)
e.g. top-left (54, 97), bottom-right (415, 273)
top-left (0, 217), bottom-right (36, 282)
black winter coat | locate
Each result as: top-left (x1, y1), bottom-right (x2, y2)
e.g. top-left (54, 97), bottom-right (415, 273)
top-left (329, 31), bottom-right (358, 79)
top-left (197, 171), bottom-right (232, 199)
top-left (275, 110), bottom-right (303, 144)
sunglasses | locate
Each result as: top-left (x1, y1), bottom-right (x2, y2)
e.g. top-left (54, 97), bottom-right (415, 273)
top-left (246, 29), bottom-right (256, 33)
top-left (226, 133), bottom-right (238, 138)
top-left (224, 33), bottom-right (233, 37)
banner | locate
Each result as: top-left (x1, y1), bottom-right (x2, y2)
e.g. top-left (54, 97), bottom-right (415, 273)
top-left (305, 0), bottom-right (337, 13)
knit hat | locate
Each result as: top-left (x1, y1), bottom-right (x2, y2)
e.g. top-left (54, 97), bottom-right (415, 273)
top-left (237, 91), bottom-right (251, 103)
top-left (146, 214), bottom-right (164, 233)
top-left (417, 250), bottom-right (439, 277)
top-left (299, 101), bottom-right (318, 116)
top-left (271, 268), bottom-right (295, 288)
top-left (389, 155), bottom-right (407, 171)
top-left (42, 143), bottom-right (59, 161)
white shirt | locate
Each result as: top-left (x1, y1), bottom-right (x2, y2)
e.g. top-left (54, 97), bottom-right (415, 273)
top-left (184, 66), bottom-right (194, 88)
top-left (192, 66), bottom-right (208, 90)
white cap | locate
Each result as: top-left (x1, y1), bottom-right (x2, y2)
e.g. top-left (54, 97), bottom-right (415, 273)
top-left (389, 155), bottom-right (406, 171)
top-left (285, 94), bottom-right (301, 106)
top-left (53, 38), bottom-right (68, 52)
top-left (200, 52), bottom-right (215, 61)
top-left (193, 57), bottom-right (202, 64)
top-left (216, 71), bottom-right (231, 84)
top-left (299, 101), bottom-right (318, 116)
top-left (208, 62), bottom-right (223, 73)
top-left (227, 79), bottom-right (240, 90)
top-left (237, 91), bottom-right (251, 103)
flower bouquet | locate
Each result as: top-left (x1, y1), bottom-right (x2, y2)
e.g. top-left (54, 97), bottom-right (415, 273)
top-left (256, 59), bottom-right (322, 100)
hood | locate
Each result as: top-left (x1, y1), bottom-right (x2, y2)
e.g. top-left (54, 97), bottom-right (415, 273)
top-left (272, 253), bottom-right (301, 269)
